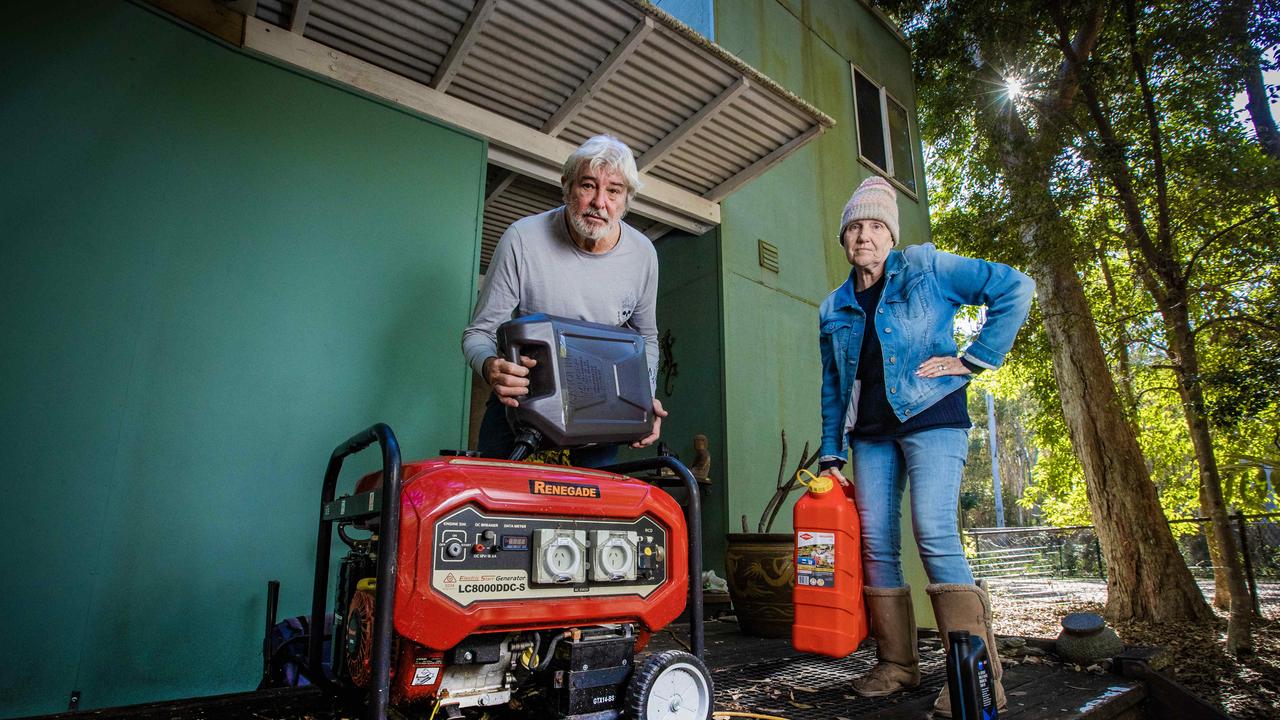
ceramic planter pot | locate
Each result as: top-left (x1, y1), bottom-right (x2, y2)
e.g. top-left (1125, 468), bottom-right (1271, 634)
top-left (724, 533), bottom-right (794, 638)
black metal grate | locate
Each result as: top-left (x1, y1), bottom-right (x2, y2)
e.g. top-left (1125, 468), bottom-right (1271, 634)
top-left (713, 644), bottom-right (946, 720)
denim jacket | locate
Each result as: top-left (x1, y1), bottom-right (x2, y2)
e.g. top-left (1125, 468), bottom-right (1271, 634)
top-left (819, 243), bottom-right (1034, 459)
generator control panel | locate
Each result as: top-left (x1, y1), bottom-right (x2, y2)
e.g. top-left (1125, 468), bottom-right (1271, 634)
top-left (430, 505), bottom-right (669, 607)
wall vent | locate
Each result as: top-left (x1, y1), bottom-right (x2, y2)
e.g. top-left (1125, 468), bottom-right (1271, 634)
top-left (758, 239), bottom-right (780, 273)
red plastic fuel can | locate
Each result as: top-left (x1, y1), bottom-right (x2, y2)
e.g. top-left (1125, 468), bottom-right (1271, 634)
top-left (791, 471), bottom-right (867, 657)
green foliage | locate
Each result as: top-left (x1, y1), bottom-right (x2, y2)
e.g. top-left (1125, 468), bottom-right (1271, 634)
top-left (894, 0), bottom-right (1280, 528)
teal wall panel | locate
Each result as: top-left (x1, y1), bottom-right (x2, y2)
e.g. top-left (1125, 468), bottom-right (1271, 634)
top-left (717, 0), bottom-right (930, 290)
top-left (0, 3), bottom-right (485, 715)
top-left (654, 229), bottom-right (726, 573)
top-left (721, 272), bottom-right (823, 533)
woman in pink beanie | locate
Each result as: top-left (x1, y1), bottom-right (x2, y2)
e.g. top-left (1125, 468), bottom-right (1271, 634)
top-left (815, 175), bottom-right (1035, 716)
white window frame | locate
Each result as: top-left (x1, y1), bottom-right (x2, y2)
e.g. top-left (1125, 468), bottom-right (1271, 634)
top-left (850, 64), bottom-right (918, 200)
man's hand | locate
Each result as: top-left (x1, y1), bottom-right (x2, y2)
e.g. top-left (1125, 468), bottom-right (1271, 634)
top-left (483, 355), bottom-right (537, 407)
top-left (631, 397), bottom-right (668, 448)
top-left (820, 466), bottom-right (851, 487)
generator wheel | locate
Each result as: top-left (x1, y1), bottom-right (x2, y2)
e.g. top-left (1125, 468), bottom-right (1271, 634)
top-left (626, 650), bottom-right (713, 720)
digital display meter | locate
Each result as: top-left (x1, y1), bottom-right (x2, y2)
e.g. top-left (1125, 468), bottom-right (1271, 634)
top-left (501, 535), bottom-right (529, 551)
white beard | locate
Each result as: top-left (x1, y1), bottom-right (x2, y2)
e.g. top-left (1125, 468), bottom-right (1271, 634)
top-left (567, 207), bottom-right (617, 245)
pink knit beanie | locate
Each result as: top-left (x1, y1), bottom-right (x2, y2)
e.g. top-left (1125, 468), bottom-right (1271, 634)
top-left (838, 176), bottom-right (899, 245)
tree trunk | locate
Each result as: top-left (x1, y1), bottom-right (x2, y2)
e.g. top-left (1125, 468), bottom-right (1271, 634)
top-left (1164, 302), bottom-right (1255, 651)
top-left (1222, 0), bottom-right (1280, 159)
top-left (1241, 63), bottom-right (1280, 160)
top-left (1204, 493), bottom-right (1231, 610)
top-left (1027, 246), bottom-right (1212, 623)
top-left (1093, 241), bottom-right (1137, 417)
top-left (1013, 416), bottom-right (1033, 525)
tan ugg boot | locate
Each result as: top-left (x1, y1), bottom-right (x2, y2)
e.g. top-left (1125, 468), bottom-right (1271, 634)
top-left (926, 583), bottom-right (1007, 718)
top-left (851, 586), bottom-right (920, 697)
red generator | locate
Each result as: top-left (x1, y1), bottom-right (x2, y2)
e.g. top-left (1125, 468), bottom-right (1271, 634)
top-left (303, 316), bottom-right (710, 720)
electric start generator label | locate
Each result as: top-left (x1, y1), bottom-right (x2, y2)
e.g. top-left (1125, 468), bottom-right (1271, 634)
top-left (433, 569), bottom-right (660, 605)
top-left (796, 531), bottom-right (836, 588)
top-left (529, 479), bottom-right (601, 498)
top-left (445, 572), bottom-right (528, 595)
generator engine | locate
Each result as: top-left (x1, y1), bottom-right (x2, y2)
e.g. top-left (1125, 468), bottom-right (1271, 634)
top-left (306, 316), bottom-right (709, 720)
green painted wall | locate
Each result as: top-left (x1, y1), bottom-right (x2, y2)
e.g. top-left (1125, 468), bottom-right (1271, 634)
top-left (0, 3), bottom-right (485, 715)
top-left (653, 229), bottom-right (727, 573)
top-left (714, 0), bottom-right (936, 623)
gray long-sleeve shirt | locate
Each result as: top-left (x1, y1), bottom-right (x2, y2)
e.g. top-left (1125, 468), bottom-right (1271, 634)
top-left (462, 207), bottom-right (659, 394)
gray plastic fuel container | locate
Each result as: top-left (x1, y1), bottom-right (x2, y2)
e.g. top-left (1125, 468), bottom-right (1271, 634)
top-left (497, 314), bottom-right (653, 448)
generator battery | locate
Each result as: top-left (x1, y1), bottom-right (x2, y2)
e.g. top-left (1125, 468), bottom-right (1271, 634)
top-left (549, 626), bottom-right (637, 716)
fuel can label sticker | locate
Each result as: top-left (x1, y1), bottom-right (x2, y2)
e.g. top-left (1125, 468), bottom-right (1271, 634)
top-left (796, 531), bottom-right (836, 588)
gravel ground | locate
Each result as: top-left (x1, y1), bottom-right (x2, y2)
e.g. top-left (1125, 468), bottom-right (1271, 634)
top-left (986, 578), bottom-right (1280, 719)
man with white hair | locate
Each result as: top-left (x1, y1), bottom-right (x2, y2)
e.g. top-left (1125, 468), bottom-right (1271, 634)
top-left (461, 134), bottom-right (666, 464)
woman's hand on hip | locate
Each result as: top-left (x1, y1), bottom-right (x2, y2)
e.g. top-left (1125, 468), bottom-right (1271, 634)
top-left (915, 355), bottom-right (972, 378)
top-left (820, 467), bottom-right (851, 487)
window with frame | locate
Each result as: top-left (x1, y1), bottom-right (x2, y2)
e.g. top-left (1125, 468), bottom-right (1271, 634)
top-left (852, 66), bottom-right (917, 195)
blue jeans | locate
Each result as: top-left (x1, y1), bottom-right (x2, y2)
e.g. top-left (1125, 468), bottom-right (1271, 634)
top-left (476, 393), bottom-right (619, 468)
top-left (851, 427), bottom-right (974, 587)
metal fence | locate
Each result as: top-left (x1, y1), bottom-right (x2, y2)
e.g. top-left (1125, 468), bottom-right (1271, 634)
top-left (964, 512), bottom-right (1280, 611)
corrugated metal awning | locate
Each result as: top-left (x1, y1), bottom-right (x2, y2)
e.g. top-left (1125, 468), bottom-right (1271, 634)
top-left (152, 0), bottom-right (833, 268)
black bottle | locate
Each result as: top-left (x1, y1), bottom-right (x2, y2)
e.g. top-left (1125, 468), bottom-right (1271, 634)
top-left (946, 630), bottom-right (998, 720)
